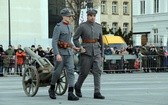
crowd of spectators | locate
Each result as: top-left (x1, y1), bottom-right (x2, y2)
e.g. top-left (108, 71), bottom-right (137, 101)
top-left (103, 44), bottom-right (168, 73)
top-left (1, 43), bottom-right (168, 76)
top-left (104, 45), bottom-right (140, 56)
top-left (0, 44), bottom-right (54, 77)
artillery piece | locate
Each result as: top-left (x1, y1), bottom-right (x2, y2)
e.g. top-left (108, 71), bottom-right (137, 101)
top-left (22, 47), bottom-right (68, 97)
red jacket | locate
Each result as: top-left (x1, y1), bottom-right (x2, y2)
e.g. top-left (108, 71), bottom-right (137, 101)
top-left (16, 51), bottom-right (26, 65)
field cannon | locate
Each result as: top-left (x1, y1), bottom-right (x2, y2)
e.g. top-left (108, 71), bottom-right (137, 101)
top-left (22, 47), bottom-right (68, 97)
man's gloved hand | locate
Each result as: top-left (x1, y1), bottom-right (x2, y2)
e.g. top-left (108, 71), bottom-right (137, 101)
top-left (72, 46), bottom-right (81, 52)
top-left (79, 46), bottom-right (86, 53)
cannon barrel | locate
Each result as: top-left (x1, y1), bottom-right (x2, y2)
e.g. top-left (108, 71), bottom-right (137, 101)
top-left (24, 47), bottom-right (48, 66)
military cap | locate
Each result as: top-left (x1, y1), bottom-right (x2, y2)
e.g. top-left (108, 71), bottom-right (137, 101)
top-left (86, 8), bottom-right (97, 15)
top-left (60, 8), bottom-right (74, 16)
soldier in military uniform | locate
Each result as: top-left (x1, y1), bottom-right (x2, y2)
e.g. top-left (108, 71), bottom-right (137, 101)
top-left (48, 8), bottom-right (80, 101)
top-left (73, 8), bottom-right (105, 99)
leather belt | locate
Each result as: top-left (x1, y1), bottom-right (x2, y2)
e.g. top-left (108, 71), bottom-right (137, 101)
top-left (82, 39), bottom-right (97, 43)
top-left (58, 40), bottom-right (72, 49)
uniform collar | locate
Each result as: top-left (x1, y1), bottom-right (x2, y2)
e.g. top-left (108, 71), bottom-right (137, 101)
top-left (63, 21), bottom-right (69, 25)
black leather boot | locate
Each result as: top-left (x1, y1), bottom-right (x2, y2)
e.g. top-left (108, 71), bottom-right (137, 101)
top-left (74, 84), bottom-right (82, 97)
top-left (68, 92), bottom-right (79, 101)
top-left (94, 92), bottom-right (105, 99)
top-left (48, 85), bottom-right (56, 99)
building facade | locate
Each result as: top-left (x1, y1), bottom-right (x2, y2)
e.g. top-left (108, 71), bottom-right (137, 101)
top-left (94, 0), bottom-right (132, 35)
top-left (0, 0), bottom-right (132, 49)
top-left (133, 0), bottom-right (168, 47)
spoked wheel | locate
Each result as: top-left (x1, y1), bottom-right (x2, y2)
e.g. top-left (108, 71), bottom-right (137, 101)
top-left (55, 69), bottom-right (68, 95)
top-left (22, 66), bottom-right (39, 97)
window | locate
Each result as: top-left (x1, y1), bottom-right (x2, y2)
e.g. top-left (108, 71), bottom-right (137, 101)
top-left (153, 28), bottom-right (159, 43)
top-left (112, 22), bottom-right (118, 33)
top-left (101, 22), bottom-right (107, 28)
top-left (123, 2), bottom-right (129, 14)
top-left (101, 1), bottom-right (106, 14)
top-left (154, 0), bottom-right (159, 13)
top-left (101, 22), bottom-right (107, 34)
top-left (123, 23), bottom-right (129, 34)
top-left (140, 0), bottom-right (145, 14)
top-left (112, 1), bottom-right (118, 14)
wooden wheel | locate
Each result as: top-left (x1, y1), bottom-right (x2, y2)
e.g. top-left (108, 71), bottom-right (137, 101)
top-left (55, 69), bottom-right (68, 95)
top-left (22, 66), bottom-right (39, 97)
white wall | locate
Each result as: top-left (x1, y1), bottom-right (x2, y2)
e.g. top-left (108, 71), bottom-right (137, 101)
top-left (0, 0), bottom-right (9, 47)
top-left (0, 0), bottom-right (50, 49)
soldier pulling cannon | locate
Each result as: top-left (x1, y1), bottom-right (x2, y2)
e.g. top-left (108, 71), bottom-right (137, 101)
top-left (22, 47), bottom-right (68, 97)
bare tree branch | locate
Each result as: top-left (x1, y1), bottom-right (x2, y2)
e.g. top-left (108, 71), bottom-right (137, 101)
top-left (66, 0), bottom-right (86, 30)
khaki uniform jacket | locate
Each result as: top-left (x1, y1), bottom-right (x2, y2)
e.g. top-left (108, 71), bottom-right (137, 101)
top-left (73, 21), bottom-right (104, 57)
top-left (52, 21), bottom-right (74, 56)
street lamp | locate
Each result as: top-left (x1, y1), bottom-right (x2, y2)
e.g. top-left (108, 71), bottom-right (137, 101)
top-left (8, 0), bottom-right (11, 45)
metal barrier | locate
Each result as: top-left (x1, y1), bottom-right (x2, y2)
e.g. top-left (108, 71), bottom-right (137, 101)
top-left (141, 55), bottom-right (168, 72)
top-left (1, 54), bottom-right (168, 76)
top-left (1, 54), bottom-right (34, 76)
top-left (2, 55), bottom-right (17, 76)
top-left (104, 54), bottom-right (168, 73)
top-left (103, 54), bottom-right (141, 73)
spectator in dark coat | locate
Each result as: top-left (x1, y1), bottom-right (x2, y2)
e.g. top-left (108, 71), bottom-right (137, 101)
top-left (0, 45), bottom-right (4, 76)
top-left (104, 45), bottom-right (112, 55)
top-left (36, 47), bottom-right (46, 57)
top-left (157, 46), bottom-right (166, 72)
top-left (5, 45), bottom-right (15, 74)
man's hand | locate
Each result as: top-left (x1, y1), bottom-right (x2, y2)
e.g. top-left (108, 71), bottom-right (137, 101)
top-left (72, 46), bottom-right (81, 52)
top-left (80, 46), bottom-right (86, 53)
top-left (56, 54), bottom-right (62, 62)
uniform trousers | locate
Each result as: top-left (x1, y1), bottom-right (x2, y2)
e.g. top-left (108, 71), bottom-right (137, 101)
top-left (50, 55), bottom-right (75, 87)
top-left (75, 54), bottom-right (102, 93)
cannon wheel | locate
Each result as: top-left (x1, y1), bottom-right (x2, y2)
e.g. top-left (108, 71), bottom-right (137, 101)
top-left (55, 68), bottom-right (68, 95)
top-left (22, 66), bottom-right (39, 97)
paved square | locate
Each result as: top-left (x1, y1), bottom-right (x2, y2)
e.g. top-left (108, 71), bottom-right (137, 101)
top-left (0, 73), bottom-right (168, 105)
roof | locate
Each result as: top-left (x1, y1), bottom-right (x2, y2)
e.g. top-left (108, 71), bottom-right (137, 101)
top-left (103, 35), bottom-right (126, 44)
